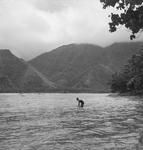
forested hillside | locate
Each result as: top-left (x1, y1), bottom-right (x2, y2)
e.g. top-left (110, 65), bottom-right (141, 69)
top-left (0, 49), bottom-right (57, 92)
top-left (110, 48), bottom-right (143, 95)
top-left (30, 42), bottom-right (143, 92)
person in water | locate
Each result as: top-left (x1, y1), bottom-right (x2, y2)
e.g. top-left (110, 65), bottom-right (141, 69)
top-left (76, 97), bottom-right (84, 107)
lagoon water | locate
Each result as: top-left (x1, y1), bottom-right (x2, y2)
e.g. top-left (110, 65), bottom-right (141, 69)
top-left (0, 93), bottom-right (143, 150)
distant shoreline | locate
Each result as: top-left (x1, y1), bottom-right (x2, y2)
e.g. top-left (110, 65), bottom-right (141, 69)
top-left (109, 92), bottom-right (143, 98)
top-left (0, 91), bottom-right (110, 94)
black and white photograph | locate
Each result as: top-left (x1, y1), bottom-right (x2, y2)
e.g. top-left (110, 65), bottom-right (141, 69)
top-left (1, 0), bottom-right (143, 149)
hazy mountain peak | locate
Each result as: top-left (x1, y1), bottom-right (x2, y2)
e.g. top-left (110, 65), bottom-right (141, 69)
top-left (29, 42), bottom-right (143, 92)
top-left (0, 49), bottom-right (12, 55)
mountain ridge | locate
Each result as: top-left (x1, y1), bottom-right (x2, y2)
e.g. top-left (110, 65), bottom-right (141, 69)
top-left (0, 42), bottom-right (142, 93)
top-left (29, 42), bottom-right (143, 92)
top-left (0, 49), bottom-right (57, 92)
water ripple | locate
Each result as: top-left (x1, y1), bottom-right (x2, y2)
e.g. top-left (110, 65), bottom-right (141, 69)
top-left (0, 93), bottom-right (143, 150)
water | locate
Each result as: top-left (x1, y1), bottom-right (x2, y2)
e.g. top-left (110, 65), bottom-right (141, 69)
top-left (0, 93), bottom-right (143, 150)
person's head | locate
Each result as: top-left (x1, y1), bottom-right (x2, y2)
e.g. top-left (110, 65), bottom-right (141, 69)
top-left (76, 97), bottom-right (79, 101)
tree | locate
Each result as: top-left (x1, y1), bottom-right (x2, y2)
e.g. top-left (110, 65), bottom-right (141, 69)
top-left (100, 0), bottom-right (143, 39)
top-left (110, 72), bottom-right (128, 93)
top-left (109, 49), bottom-right (143, 94)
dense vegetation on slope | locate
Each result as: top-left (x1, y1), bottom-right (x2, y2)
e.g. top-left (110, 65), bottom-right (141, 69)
top-left (0, 49), bottom-right (56, 92)
top-left (0, 50), bottom-right (27, 92)
top-left (0, 42), bottom-right (142, 93)
top-left (30, 44), bottom-right (111, 92)
top-left (110, 48), bottom-right (143, 95)
top-left (29, 42), bottom-right (142, 92)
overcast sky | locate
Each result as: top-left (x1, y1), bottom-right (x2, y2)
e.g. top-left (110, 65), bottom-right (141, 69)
top-left (0, 0), bottom-right (142, 60)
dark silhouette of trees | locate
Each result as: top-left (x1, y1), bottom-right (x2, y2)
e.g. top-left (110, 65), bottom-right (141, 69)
top-left (110, 49), bottom-right (143, 94)
top-left (100, 0), bottom-right (143, 39)
top-left (110, 72), bottom-right (128, 93)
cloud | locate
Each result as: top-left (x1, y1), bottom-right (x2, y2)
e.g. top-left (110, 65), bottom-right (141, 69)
top-left (33, 0), bottom-right (71, 12)
top-left (0, 0), bottom-right (142, 59)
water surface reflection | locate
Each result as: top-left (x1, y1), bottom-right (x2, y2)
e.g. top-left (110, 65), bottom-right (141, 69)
top-left (0, 93), bottom-right (143, 150)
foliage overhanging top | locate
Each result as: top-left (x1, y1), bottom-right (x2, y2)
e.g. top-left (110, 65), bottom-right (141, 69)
top-left (100, 0), bottom-right (143, 39)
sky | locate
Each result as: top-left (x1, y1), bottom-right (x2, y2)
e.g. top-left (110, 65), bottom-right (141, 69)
top-left (0, 0), bottom-right (142, 60)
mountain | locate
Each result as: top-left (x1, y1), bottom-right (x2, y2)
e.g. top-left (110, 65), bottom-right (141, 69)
top-left (0, 49), bottom-right (56, 92)
top-left (29, 42), bottom-right (143, 92)
top-left (29, 44), bottom-right (106, 92)
top-left (0, 42), bottom-right (141, 93)
top-left (104, 42), bottom-right (143, 71)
